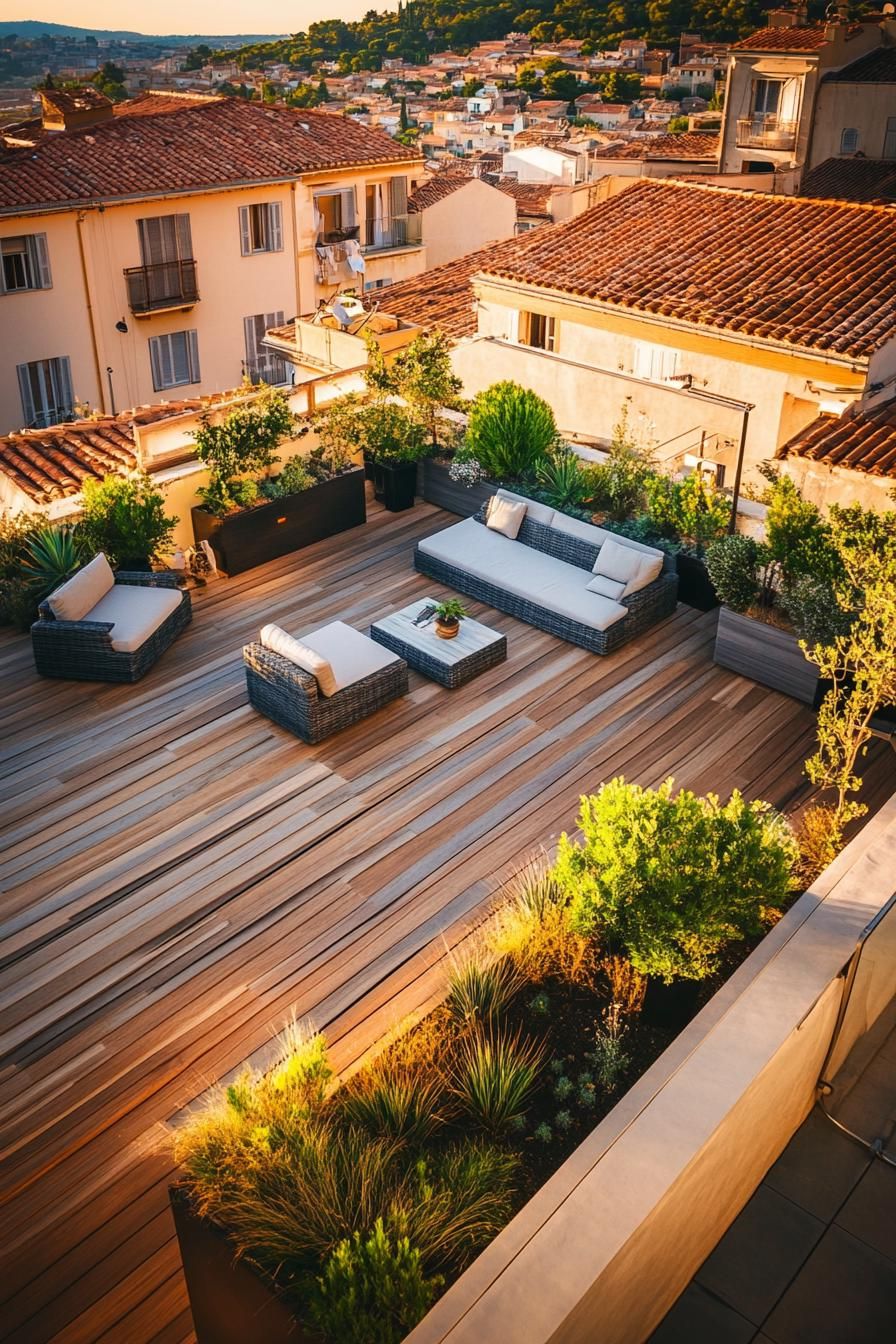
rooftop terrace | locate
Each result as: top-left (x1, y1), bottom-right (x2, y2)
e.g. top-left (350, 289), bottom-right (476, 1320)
top-left (1, 496), bottom-right (893, 1342)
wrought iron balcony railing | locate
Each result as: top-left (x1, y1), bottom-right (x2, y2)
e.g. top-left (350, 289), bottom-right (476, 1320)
top-left (362, 213), bottom-right (421, 251)
top-left (735, 115), bottom-right (798, 150)
top-left (124, 259), bottom-right (199, 314)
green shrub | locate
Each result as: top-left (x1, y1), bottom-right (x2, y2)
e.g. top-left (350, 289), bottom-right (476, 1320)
top-left (310, 1219), bottom-right (441, 1344)
top-left (341, 1058), bottom-right (445, 1145)
top-left (193, 383), bottom-right (296, 505)
top-left (583, 403), bottom-right (658, 522)
top-left (0, 512), bottom-right (46, 626)
top-left (80, 472), bottom-right (178, 566)
top-left (228, 477), bottom-right (259, 508)
top-left (763, 471), bottom-right (836, 587)
top-left (277, 456), bottom-right (314, 495)
top-left (464, 382), bottom-right (556, 480)
top-left (705, 534), bottom-right (762, 612)
top-left (644, 470), bottom-right (730, 555)
top-left (780, 574), bottom-right (853, 646)
top-left (356, 401), bottom-right (429, 465)
top-left (552, 777), bottom-right (797, 982)
top-left (451, 1029), bottom-right (544, 1134)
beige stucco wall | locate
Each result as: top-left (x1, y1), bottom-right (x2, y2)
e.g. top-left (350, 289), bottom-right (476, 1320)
top-left (808, 80), bottom-right (896, 164)
top-left (451, 311), bottom-right (842, 487)
top-left (406, 789), bottom-right (896, 1344)
top-left (778, 456), bottom-right (896, 513)
top-left (417, 179), bottom-right (516, 270)
top-left (0, 159), bottom-right (423, 435)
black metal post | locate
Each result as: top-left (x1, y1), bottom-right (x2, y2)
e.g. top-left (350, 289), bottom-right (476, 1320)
top-left (105, 366), bottom-right (116, 416)
top-left (727, 404), bottom-right (751, 534)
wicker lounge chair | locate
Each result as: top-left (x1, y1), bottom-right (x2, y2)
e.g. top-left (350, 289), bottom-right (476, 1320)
top-left (32, 555), bottom-right (191, 683)
top-left (414, 493), bottom-right (678, 656)
top-left (244, 620), bottom-right (408, 743)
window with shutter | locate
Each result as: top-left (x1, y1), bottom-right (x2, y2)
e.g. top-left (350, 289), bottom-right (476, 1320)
top-left (148, 331), bottom-right (200, 391)
top-left (137, 214), bottom-right (193, 265)
top-left (243, 311), bottom-right (287, 384)
top-left (16, 356), bottom-right (74, 428)
top-left (239, 202), bottom-right (284, 254)
top-left (632, 341), bottom-right (678, 383)
top-left (1, 233), bottom-right (52, 294)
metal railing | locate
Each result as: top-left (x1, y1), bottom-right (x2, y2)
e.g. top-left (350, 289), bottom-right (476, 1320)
top-left (243, 357), bottom-right (290, 387)
top-left (735, 115), bottom-right (798, 149)
top-left (362, 213), bottom-right (421, 251)
top-left (124, 259), bottom-right (199, 314)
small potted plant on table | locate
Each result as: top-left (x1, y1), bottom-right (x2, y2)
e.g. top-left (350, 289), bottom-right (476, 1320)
top-left (433, 598), bottom-right (466, 640)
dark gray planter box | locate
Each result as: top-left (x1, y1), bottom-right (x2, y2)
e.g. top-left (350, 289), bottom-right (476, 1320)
top-left (170, 1186), bottom-right (311, 1344)
top-left (191, 468), bottom-right (366, 577)
top-left (675, 552), bottom-right (719, 611)
top-left (713, 606), bottom-right (820, 705)
top-left (419, 459), bottom-right (496, 517)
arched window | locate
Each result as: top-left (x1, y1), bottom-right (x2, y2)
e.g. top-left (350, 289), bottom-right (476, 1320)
top-left (840, 127), bottom-right (859, 154)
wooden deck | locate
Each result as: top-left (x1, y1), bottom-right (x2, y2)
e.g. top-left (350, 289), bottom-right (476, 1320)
top-left (1, 498), bottom-right (892, 1344)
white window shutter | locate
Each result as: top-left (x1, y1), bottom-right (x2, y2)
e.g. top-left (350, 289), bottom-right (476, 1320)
top-left (33, 233), bottom-right (52, 289)
top-left (268, 202), bottom-right (283, 252)
top-left (390, 176), bottom-right (408, 217)
top-left (149, 335), bottom-right (168, 391)
top-left (243, 314), bottom-right (256, 363)
top-left (187, 330), bottom-right (200, 383)
top-left (56, 356), bottom-right (74, 415)
top-left (16, 363), bottom-right (35, 427)
top-left (239, 206), bottom-right (252, 256)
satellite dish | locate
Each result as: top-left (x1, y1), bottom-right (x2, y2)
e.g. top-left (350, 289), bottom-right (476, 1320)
top-left (883, 3), bottom-right (895, 13)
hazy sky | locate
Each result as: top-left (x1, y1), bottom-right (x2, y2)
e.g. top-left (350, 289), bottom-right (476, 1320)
top-left (0, 1), bottom-right (398, 35)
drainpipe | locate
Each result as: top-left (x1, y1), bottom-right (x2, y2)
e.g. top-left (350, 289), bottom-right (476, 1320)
top-left (76, 209), bottom-right (107, 414)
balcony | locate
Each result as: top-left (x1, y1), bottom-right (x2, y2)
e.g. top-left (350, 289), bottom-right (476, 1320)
top-left (362, 213), bottom-right (421, 252)
top-left (735, 114), bottom-right (798, 150)
top-left (243, 355), bottom-right (290, 387)
top-left (124, 259), bottom-right (199, 315)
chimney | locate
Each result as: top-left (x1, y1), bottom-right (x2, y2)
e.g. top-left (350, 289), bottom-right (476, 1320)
top-left (39, 86), bottom-right (114, 132)
top-left (767, 6), bottom-right (808, 27)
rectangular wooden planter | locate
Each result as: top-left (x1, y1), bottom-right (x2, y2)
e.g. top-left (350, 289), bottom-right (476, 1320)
top-left (419, 459), bottom-right (496, 517)
top-left (713, 606), bottom-right (820, 705)
top-left (191, 468), bottom-right (366, 577)
top-left (170, 1186), bottom-right (308, 1344)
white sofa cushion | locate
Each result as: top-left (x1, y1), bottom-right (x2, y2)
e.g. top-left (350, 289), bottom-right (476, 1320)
top-left (486, 495), bottom-right (527, 539)
top-left (86, 583), bottom-right (182, 653)
top-left (594, 536), bottom-right (665, 596)
top-left (48, 552), bottom-right (115, 622)
top-left (261, 622), bottom-right (338, 696)
top-left (417, 518), bottom-right (627, 632)
top-left (587, 572), bottom-right (626, 601)
top-left (549, 513), bottom-right (610, 548)
top-left (493, 488), bottom-right (555, 528)
top-left (302, 620), bottom-right (402, 694)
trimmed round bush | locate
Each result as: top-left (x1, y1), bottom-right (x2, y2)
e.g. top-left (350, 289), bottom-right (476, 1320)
top-left (464, 382), bottom-right (557, 481)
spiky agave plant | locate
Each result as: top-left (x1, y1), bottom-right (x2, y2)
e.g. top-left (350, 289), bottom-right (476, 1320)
top-left (340, 1056), bottom-right (446, 1145)
top-left (21, 525), bottom-right (85, 606)
top-left (445, 954), bottom-right (524, 1027)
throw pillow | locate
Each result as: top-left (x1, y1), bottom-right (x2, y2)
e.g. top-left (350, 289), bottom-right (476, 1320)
top-left (260, 623), bottom-right (339, 697)
top-left (486, 496), bottom-right (527, 539)
top-left (622, 553), bottom-right (664, 597)
top-left (48, 552), bottom-right (115, 622)
top-left (586, 572), bottom-right (626, 601)
top-left (592, 536), bottom-right (643, 587)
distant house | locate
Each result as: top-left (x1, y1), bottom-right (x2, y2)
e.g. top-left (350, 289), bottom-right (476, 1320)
top-left (591, 133), bottom-right (720, 180)
top-left (776, 396), bottom-right (896, 510)
top-left (407, 175), bottom-right (517, 268)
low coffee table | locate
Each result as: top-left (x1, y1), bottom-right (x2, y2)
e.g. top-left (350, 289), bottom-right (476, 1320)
top-left (370, 596), bottom-right (507, 689)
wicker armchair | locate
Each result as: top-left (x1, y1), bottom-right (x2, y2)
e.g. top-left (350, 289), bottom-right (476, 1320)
top-left (243, 640), bottom-right (408, 744)
top-left (32, 571), bottom-right (192, 683)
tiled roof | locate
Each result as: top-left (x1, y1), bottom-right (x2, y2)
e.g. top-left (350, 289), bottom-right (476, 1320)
top-left (730, 25), bottom-right (831, 51)
top-left (0, 95), bottom-right (420, 214)
top-left (593, 132), bottom-right (720, 160)
top-left (494, 178), bottom-right (553, 216)
top-left (476, 179), bottom-right (896, 359)
top-left (823, 47), bottom-right (896, 81)
top-left (800, 157), bottom-right (896, 203)
top-left (408, 176), bottom-right (471, 211)
top-left (40, 86), bottom-right (112, 117)
top-left (365, 245), bottom-right (502, 337)
top-left (0, 390), bottom-right (254, 503)
top-left (777, 398), bottom-right (896, 477)
top-left (0, 418), bottom-right (138, 504)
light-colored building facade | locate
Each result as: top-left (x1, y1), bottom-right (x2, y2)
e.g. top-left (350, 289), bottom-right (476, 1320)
top-left (718, 6), bottom-right (896, 189)
top-left (0, 90), bottom-right (424, 433)
top-left (406, 176), bottom-right (517, 270)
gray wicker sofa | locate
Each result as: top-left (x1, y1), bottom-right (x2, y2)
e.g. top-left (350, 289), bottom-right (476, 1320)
top-left (32, 556), bottom-right (191, 682)
top-left (414, 491), bottom-right (678, 655)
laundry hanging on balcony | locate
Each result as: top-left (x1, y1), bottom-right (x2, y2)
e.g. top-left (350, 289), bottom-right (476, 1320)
top-left (315, 245), bottom-right (338, 282)
top-left (344, 239), bottom-right (366, 275)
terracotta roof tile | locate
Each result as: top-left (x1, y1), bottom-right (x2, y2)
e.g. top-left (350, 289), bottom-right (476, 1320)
top-left (593, 132), bottom-right (720, 161)
top-left (777, 398), bottom-right (896, 477)
top-left (731, 25), bottom-right (831, 51)
top-left (0, 96), bottom-right (420, 214)
top-left (476, 179), bottom-right (896, 359)
top-left (368, 245), bottom-right (501, 337)
top-left (494, 178), bottom-right (553, 216)
top-left (408, 176), bottom-right (471, 211)
top-left (0, 388), bottom-right (256, 503)
top-left (800, 157), bottom-right (896, 203)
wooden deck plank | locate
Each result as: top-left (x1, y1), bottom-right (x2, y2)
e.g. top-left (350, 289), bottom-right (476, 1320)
top-left (1, 494), bottom-right (892, 1344)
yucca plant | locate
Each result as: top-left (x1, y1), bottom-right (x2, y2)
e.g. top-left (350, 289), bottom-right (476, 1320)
top-left (20, 525), bottom-right (86, 614)
top-left (450, 1028), bottom-right (544, 1135)
top-left (445, 955), bottom-right (523, 1026)
top-left (536, 447), bottom-right (590, 512)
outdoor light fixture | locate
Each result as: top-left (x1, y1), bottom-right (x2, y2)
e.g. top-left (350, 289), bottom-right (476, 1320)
top-left (115, 318), bottom-right (128, 334)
